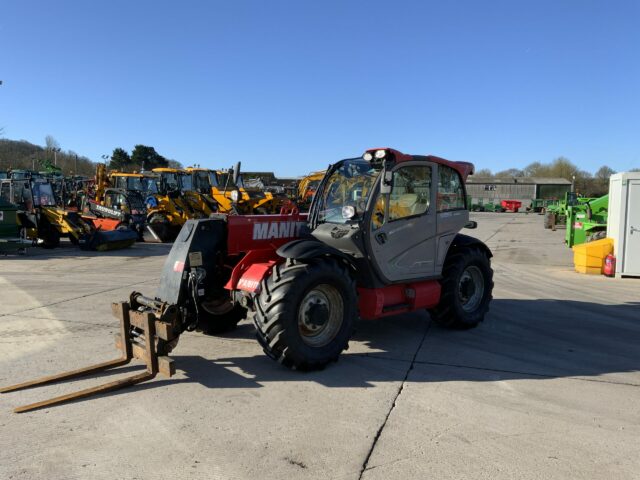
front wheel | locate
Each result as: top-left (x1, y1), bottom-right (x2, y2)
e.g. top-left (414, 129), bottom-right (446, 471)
top-left (429, 246), bottom-right (493, 329)
top-left (197, 299), bottom-right (247, 334)
top-left (253, 258), bottom-right (356, 370)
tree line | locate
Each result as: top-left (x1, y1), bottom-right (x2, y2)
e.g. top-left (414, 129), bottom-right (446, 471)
top-left (108, 145), bottom-right (182, 172)
top-left (0, 136), bottom-right (182, 176)
top-left (472, 156), bottom-right (640, 197)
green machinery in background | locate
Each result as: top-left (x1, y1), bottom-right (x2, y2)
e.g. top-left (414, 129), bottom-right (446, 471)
top-left (466, 197), bottom-right (505, 212)
top-left (544, 192), bottom-right (595, 229)
top-left (530, 198), bottom-right (558, 213)
top-left (0, 198), bottom-right (29, 254)
top-left (565, 194), bottom-right (609, 248)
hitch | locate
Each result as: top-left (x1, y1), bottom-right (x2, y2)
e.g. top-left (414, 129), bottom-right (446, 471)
top-left (1, 296), bottom-right (180, 413)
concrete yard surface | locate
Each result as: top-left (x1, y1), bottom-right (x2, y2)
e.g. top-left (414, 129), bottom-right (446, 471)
top-left (0, 213), bottom-right (638, 479)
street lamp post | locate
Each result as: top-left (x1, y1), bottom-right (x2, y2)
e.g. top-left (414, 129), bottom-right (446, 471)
top-left (52, 147), bottom-right (61, 167)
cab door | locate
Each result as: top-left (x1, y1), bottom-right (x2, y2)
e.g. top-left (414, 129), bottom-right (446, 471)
top-left (366, 162), bottom-right (437, 282)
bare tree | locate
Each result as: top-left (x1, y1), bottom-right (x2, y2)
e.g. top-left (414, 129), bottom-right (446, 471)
top-left (45, 135), bottom-right (60, 150)
top-left (595, 165), bottom-right (615, 180)
top-left (473, 168), bottom-right (493, 177)
top-left (495, 168), bottom-right (524, 178)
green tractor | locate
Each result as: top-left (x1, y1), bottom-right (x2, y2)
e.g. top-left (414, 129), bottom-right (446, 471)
top-left (564, 194), bottom-right (608, 248)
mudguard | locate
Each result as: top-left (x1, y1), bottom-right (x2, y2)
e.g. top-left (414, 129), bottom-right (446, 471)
top-left (449, 233), bottom-right (493, 258)
top-left (276, 238), bottom-right (357, 266)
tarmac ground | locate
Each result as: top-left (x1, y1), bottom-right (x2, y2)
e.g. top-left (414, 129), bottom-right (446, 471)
top-left (0, 212), bottom-right (638, 479)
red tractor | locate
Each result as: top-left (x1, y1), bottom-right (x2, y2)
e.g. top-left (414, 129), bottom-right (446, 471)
top-left (2, 148), bottom-right (494, 412)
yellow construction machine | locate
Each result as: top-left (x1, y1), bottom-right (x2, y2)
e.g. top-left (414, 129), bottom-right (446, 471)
top-left (212, 162), bottom-right (282, 214)
top-left (1, 177), bottom-right (136, 250)
top-left (297, 170), bottom-right (326, 211)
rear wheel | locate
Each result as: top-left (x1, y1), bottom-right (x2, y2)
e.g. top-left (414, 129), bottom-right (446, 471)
top-left (253, 258), bottom-right (356, 370)
top-left (429, 246), bottom-right (493, 329)
top-left (39, 218), bottom-right (60, 249)
top-left (197, 297), bottom-right (247, 334)
top-left (147, 213), bottom-right (172, 242)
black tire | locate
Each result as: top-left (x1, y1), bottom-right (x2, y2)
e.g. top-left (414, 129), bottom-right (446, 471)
top-left (39, 219), bottom-right (60, 249)
top-left (198, 302), bottom-right (247, 334)
top-left (147, 213), bottom-right (172, 242)
top-left (253, 258), bottom-right (356, 371)
top-left (429, 246), bottom-right (493, 329)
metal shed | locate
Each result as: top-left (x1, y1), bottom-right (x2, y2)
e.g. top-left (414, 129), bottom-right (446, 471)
top-left (465, 177), bottom-right (571, 208)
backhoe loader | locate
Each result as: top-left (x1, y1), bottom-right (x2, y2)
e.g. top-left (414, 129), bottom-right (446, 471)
top-left (213, 162), bottom-right (283, 214)
top-left (144, 168), bottom-right (212, 241)
top-left (297, 170), bottom-right (326, 211)
top-left (2, 148), bottom-right (493, 413)
top-left (80, 164), bottom-right (148, 239)
top-left (0, 178), bottom-right (136, 250)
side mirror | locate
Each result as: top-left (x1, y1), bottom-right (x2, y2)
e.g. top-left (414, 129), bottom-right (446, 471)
top-left (232, 162), bottom-right (241, 185)
top-left (379, 170), bottom-right (393, 195)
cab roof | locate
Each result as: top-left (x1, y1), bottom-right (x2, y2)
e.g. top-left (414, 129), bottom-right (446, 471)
top-left (152, 168), bottom-right (184, 173)
top-left (364, 148), bottom-right (475, 180)
top-left (110, 172), bottom-right (143, 178)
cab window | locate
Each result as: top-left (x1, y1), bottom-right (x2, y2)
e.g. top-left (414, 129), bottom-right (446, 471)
top-left (373, 165), bottom-right (432, 228)
top-left (437, 165), bottom-right (465, 212)
top-left (0, 182), bottom-right (10, 203)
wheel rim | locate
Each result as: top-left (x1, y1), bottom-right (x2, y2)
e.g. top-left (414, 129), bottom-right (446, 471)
top-left (458, 266), bottom-right (485, 313)
top-left (298, 284), bottom-right (343, 347)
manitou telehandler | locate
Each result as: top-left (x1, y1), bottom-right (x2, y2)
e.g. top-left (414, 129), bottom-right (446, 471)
top-left (2, 148), bottom-right (493, 413)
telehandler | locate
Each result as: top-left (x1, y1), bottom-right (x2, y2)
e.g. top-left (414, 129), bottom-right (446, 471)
top-left (1, 148), bottom-right (493, 412)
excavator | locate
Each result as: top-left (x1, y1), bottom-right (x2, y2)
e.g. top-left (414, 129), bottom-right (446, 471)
top-left (1, 148), bottom-right (493, 413)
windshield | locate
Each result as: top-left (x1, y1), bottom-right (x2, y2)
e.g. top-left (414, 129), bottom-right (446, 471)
top-left (194, 172), bottom-right (212, 192)
top-left (162, 173), bottom-right (179, 191)
top-left (316, 159), bottom-right (379, 224)
top-left (179, 173), bottom-right (193, 191)
top-left (112, 176), bottom-right (144, 191)
top-left (207, 171), bottom-right (219, 188)
top-left (32, 182), bottom-right (56, 207)
top-left (126, 177), bottom-right (144, 191)
top-left (143, 176), bottom-right (159, 194)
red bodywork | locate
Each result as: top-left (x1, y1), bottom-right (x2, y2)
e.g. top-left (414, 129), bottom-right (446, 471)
top-left (82, 216), bottom-right (121, 231)
top-left (500, 200), bottom-right (522, 213)
top-left (223, 211), bottom-right (442, 321)
top-left (364, 148), bottom-right (475, 181)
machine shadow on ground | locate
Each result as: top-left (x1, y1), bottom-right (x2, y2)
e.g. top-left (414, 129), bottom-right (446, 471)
top-left (0, 242), bottom-right (172, 261)
top-left (82, 298), bottom-right (640, 405)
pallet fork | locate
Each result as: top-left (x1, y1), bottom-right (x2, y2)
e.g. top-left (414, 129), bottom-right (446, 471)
top-left (1, 298), bottom-right (178, 413)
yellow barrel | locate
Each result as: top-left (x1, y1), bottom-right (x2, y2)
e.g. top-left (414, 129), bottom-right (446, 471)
top-left (572, 238), bottom-right (614, 274)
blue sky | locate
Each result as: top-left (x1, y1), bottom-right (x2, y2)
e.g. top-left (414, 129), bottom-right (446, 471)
top-left (1, 0), bottom-right (638, 176)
